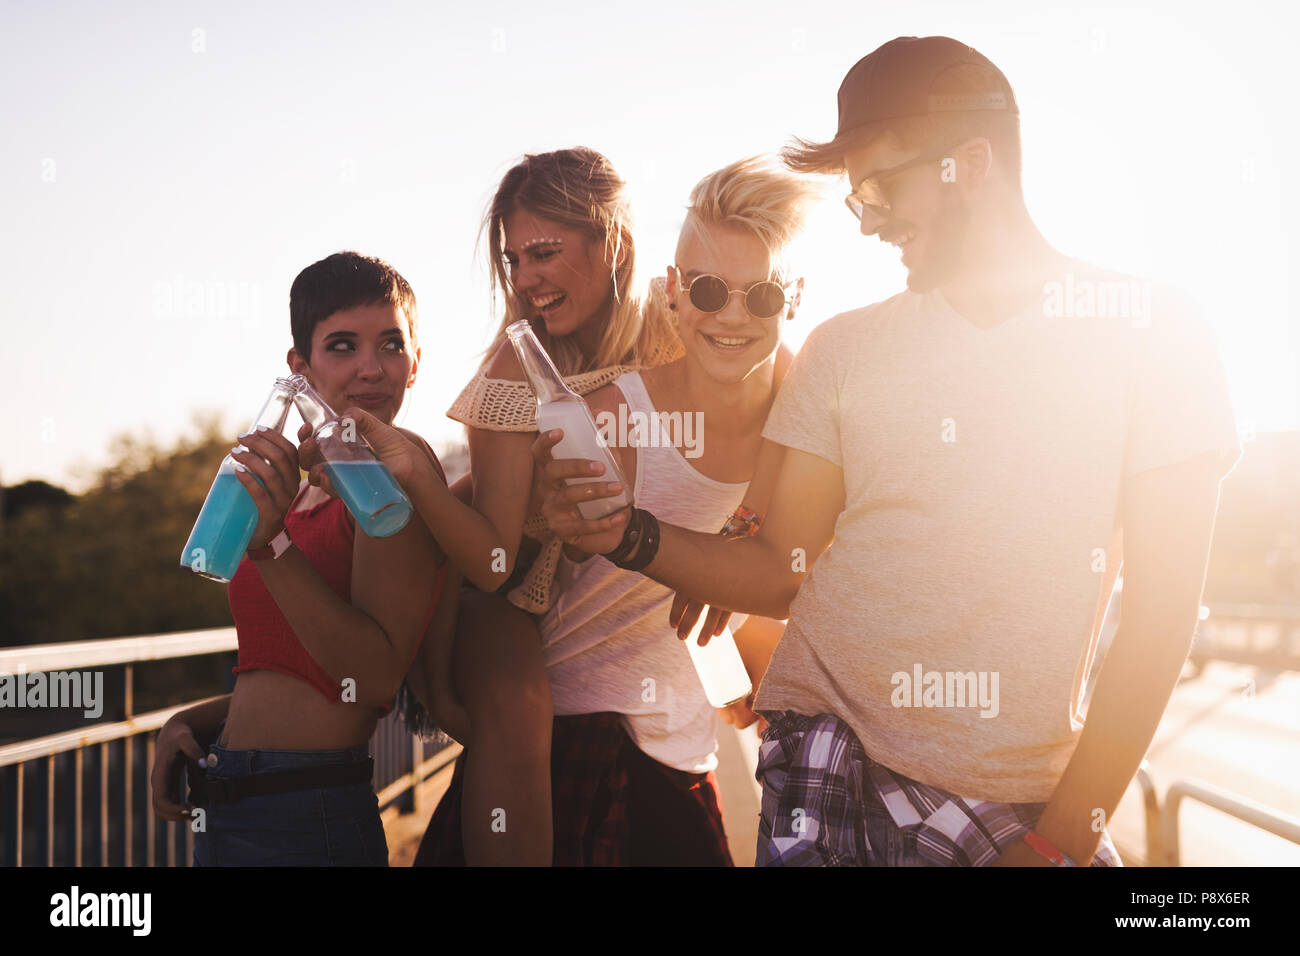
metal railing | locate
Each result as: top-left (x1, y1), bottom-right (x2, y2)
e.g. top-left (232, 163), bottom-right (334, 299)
top-left (1162, 778), bottom-right (1300, 867)
top-left (1129, 761), bottom-right (1300, 866)
top-left (1190, 603), bottom-right (1300, 671)
top-left (1132, 763), bottom-right (1164, 866)
top-left (0, 628), bottom-right (454, 867)
top-left (7, 623), bottom-right (1299, 867)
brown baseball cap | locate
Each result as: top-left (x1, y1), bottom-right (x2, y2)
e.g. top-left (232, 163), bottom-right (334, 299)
top-left (835, 36), bottom-right (1018, 139)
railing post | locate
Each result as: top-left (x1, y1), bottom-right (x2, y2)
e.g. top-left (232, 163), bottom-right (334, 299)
top-left (1134, 761), bottom-right (1163, 866)
top-left (100, 742), bottom-right (109, 867)
top-left (411, 734), bottom-right (424, 814)
top-left (145, 736), bottom-right (155, 867)
top-left (74, 748), bottom-right (83, 867)
top-left (1165, 786), bottom-right (1185, 867)
top-left (124, 736), bottom-right (133, 867)
top-left (45, 755), bottom-right (54, 867)
top-left (15, 762), bottom-right (24, 867)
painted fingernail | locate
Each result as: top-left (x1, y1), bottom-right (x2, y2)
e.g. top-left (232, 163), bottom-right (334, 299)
top-left (255, 425), bottom-right (270, 432)
top-left (589, 461), bottom-right (602, 473)
top-left (198, 757), bottom-right (208, 768)
top-left (233, 462), bottom-right (247, 472)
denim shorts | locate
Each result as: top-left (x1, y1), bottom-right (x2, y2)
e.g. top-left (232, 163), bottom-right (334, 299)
top-left (191, 737), bottom-right (388, 867)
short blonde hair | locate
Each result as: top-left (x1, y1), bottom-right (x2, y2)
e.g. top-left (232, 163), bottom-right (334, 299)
top-left (481, 147), bottom-right (681, 376)
top-left (676, 155), bottom-right (820, 283)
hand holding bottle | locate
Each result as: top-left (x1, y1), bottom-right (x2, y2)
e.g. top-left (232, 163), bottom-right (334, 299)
top-left (669, 592), bottom-right (732, 644)
top-left (718, 692), bottom-right (762, 731)
top-left (180, 376), bottom-right (299, 582)
top-left (229, 426), bottom-right (302, 550)
top-left (297, 406), bottom-right (427, 498)
top-left (531, 427), bottom-right (630, 555)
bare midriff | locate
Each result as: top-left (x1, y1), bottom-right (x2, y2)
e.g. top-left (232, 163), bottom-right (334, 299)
top-left (224, 486), bottom-right (379, 751)
top-left (221, 669), bottom-right (382, 750)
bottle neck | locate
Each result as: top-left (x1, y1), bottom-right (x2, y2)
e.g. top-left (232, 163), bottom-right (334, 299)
top-left (249, 379), bottom-right (299, 434)
top-left (506, 320), bottom-right (579, 405)
top-left (290, 377), bottom-right (337, 433)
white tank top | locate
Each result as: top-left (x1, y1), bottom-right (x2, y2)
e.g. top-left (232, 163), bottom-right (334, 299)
top-left (540, 370), bottom-right (750, 773)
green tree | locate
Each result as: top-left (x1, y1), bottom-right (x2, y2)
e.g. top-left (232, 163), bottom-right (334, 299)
top-left (0, 413), bottom-right (242, 645)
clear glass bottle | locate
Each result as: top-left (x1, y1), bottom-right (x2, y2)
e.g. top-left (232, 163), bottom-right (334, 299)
top-left (507, 322), bottom-right (749, 707)
top-left (290, 375), bottom-right (412, 538)
top-left (683, 611), bottom-right (753, 708)
top-left (506, 320), bottom-right (633, 520)
top-left (179, 376), bottom-right (300, 583)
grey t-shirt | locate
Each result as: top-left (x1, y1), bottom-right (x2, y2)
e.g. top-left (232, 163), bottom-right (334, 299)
top-left (759, 261), bottom-right (1241, 802)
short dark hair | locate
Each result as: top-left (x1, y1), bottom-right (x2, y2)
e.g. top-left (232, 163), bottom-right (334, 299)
top-left (784, 62), bottom-right (1023, 192)
top-left (289, 251), bottom-right (418, 362)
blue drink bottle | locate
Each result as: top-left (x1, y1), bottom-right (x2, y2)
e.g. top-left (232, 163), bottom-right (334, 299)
top-left (290, 375), bottom-right (412, 538)
top-left (179, 376), bottom-right (300, 582)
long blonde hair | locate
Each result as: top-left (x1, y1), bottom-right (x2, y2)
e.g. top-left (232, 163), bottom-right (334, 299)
top-left (480, 147), bottom-right (681, 376)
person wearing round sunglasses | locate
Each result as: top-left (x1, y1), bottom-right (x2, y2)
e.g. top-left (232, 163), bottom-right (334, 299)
top-left (671, 269), bottom-right (801, 326)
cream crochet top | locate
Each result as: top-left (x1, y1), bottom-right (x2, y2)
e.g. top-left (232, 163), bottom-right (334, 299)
top-left (446, 362), bottom-right (639, 614)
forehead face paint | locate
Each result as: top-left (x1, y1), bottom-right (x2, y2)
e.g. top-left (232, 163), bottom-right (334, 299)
top-left (522, 237), bottom-right (564, 251)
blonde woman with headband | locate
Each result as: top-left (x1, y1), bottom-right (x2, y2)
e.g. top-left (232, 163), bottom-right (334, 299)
top-left (441, 148), bottom-right (681, 865)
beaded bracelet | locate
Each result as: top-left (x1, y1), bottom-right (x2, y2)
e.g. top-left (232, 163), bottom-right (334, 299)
top-left (719, 505), bottom-right (761, 540)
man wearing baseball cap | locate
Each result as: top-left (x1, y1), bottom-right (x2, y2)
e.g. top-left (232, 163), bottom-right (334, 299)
top-left (534, 36), bottom-right (1241, 866)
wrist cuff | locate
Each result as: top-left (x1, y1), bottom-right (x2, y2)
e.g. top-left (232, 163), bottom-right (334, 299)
top-left (1022, 829), bottom-right (1076, 867)
top-left (608, 508), bottom-right (660, 572)
top-left (248, 527), bottom-right (292, 562)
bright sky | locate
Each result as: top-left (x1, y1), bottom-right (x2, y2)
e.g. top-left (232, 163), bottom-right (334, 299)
top-left (2, 0), bottom-right (1296, 490)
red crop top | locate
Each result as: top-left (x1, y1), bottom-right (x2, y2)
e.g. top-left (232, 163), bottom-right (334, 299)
top-left (228, 487), bottom-right (447, 707)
